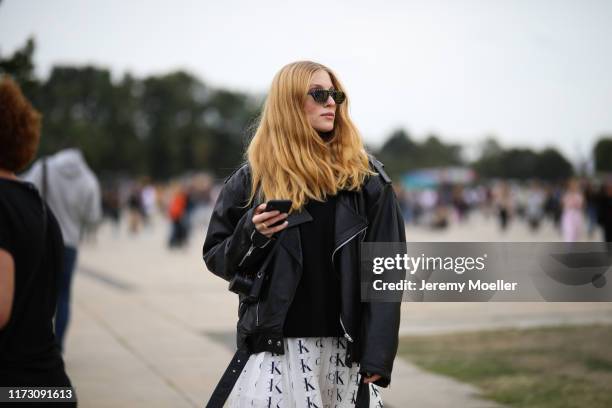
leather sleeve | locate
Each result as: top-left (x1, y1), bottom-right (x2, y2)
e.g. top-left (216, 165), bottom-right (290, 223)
top-left (202, 169), bottom-right (275, 282)
top-left (359, 176), bottom-right (406, 388)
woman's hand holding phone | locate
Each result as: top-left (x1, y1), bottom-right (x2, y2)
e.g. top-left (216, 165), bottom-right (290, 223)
top-left (252, 203), bottom-right (289, 238)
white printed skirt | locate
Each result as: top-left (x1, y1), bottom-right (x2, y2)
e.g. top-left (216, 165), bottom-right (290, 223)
top-left (227, 337), bottom-right (383, 408)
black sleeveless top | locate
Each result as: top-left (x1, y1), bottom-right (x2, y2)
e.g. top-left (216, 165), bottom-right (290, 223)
top-left (0, 178), bottom-right (72, 387)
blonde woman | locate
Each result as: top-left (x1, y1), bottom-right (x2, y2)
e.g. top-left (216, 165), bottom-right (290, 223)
top-left (203, 61), bottom-right (405, 407)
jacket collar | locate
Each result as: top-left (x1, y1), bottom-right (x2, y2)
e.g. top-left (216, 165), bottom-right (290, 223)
top-left (286, 209), bottom-right (313, 229)
top-left (278, 207), bottom-right (313, 267)
top-left (334, 190), bottom-right (368, 249)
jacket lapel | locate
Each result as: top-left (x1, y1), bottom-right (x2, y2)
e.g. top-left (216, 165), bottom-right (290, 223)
top-left (278, 207), bottom-right (313, 266)
top-left (334, 191), bottom-right (368, 250)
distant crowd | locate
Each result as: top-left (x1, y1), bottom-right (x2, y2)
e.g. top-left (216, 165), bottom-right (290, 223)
top-left (394, 178), bottom-right (612, 242)
top-left (93, 173), bottom-right (612, 245)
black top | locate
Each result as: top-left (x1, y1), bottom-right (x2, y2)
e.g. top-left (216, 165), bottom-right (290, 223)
top-left (283, 195), bottom-right (343, 337)
top-left (0, 178), bottom-right (71, 387)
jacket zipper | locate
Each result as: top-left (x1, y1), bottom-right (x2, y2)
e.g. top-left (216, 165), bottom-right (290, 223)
top-left (237, 242), bottom-right (257, 323)
top-left (339, 317), bottom-right (353, 342)
top-left (238, 300), bottom-right (245, 317)
top-left (331, 226), bottom-right (367, 263)
top-left (238, 244), bottom-right (255, 267)
top-left (332, 225), bottom-right (368, 343)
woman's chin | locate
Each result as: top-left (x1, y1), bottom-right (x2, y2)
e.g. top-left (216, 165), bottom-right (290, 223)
top-left (315, 125), bottom-right (334, 133)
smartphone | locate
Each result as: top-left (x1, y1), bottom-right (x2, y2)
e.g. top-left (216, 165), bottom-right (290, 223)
top-left (264, 200), bottom-right (292, 228)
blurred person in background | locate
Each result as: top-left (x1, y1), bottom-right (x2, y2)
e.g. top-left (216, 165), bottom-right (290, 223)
top-left (418, 188), bottom-right (437, 226)
top-left (597, 179), bottom-right (612, 242)
top-left (0, 76), bottom-right (76, 404)
top-left (514, 184), bottom-right (527, 220)
top-left (203, 61), bottom-right (405, 407)
top-left (525, 181), bottom-right (545, 231)
top-left (26, 147), bottom-right (101, 352)
top-left (431, 187), bottom-right (450, 230)
top-left (494, 181), bottom-right (513, 231)
top-left (560, 178), bottom-right (585, 242)
top-left (410, 192), bottom-right (423, 225)
top-left (167, 183), bottom-right (190, 248)
top-left (127, 184), bottom-right (144, 234)
top-left (102, 183), bottom-right (122, 235)
top-left (584, 181), bottom-right (600, 238)
top-left (482, 184), bottom-right (494, 219)
top-left (188, 173), bottom-right (215, 229)
top-left (140, 179), bottom-right (158, 227)
top-left (451, 185), bottom-right (468, 222)
top-left (544, 183), bottom-right (563, 228)
top-left (394, 184), bottom-right (412, 224)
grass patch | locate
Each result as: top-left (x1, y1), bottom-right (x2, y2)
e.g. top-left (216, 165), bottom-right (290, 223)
top-left (398, 325), bottom-right (612, 408)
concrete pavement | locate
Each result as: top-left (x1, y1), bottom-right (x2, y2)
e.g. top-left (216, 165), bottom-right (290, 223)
top-left (63, 213), bottom-right (612, 407)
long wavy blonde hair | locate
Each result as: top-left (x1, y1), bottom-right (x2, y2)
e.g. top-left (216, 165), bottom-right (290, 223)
top-left (246, 61), bottom-right (374, 211)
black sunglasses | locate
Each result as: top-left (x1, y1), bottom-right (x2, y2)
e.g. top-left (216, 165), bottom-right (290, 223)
top-left (307, 89), bottom-right (346, 105)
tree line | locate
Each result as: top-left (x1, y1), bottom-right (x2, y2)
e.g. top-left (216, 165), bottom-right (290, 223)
top-left (2, 38), bottom-right (611, 182)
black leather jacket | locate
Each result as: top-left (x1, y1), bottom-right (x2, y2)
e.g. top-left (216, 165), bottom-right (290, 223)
top-left (202, 156), bottom-right (406, 387)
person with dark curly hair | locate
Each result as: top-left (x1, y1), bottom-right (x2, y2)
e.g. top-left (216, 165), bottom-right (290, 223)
top-left (0, 75), bottom-right (76, 406)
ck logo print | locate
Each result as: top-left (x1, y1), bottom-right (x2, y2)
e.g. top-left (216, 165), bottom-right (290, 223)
top-left (228, 337), bottom-right (383, 407)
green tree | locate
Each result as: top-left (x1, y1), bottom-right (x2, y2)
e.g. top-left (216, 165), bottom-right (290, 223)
top-left (0, 37), bottom-right (39, 97)
top-left (377, 129), bottom-right (463, 179)
top-left (419, 134), bottom-right (462, 168)
top-left (473, 137), bottom-right (503, 177)
top-left (473, 145), bottom-right (573, 181)
top-left (479, 136), bottom-right (503, 159)
top-left (594, 137), bottom-right (612, 172)
top-left (138, 71), bottom-right (208, 178)
top-left (204, 89), bottom-right (261, 178)
top-left (535, 148), bottom-right (573, 180)
top-left (377, 129), bottom-right (418, 179)
top-left (36, 66), bottom-right (125, 172)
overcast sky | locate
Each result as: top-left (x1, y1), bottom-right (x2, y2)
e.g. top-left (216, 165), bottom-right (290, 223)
top-left (1, 0), bottom-right (611, 163)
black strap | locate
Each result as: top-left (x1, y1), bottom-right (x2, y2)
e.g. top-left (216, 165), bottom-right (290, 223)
top-left (355, 380), bottom-right (371, 407)
top-left (42, 157), bottom-right (48, 201)
top-left (205, 348), bottom-right (373, 407)
top-left (367, 154), bottom-right (392, 184)
top-left (205, 349), bottom-right (251, 408)
top-left (41, 156), bottom-right (48, 252)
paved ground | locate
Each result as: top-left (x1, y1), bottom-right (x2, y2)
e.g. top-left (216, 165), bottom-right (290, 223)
top-left (63, 212), bottom-right (612, 407)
